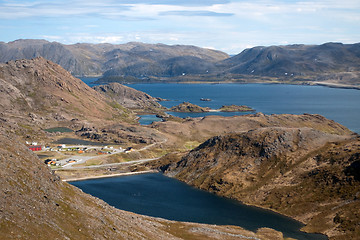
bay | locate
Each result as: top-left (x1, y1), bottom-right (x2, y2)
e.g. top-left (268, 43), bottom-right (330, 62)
top-left (80, 78), bottom-right (360, 133)
top-left (71, 173), bottom-right (327, 240)
top-left (126, 83), bottom-right (360, 133)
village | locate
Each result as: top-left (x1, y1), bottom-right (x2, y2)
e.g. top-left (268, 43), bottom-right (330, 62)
top-left (26, 140), bottom-right (135, 168)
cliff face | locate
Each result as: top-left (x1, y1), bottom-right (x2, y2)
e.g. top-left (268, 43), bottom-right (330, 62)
top-left (162, 127), bottom-right (360, 239)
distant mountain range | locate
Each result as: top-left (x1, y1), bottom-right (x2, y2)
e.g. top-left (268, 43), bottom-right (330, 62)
top-left (0, 39), bottom-right (228, 77)
top-left (1, 39), bottom-right (359, 86)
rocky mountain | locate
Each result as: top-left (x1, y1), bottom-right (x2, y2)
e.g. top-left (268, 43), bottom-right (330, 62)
top-left (0, 39), bottom-right (229, 77)
top-left (219, 42), bottom-right (360, 85)
top-left (93, 83), bottom-right (164, 111)
top-left (161, 127), bottom-right (360, 239)
top-left (2, 39), bottom-right (360, 86)
top-left (0, 57), bottom-right (131, 127)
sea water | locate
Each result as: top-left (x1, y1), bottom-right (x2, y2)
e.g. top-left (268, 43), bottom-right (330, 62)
top-left (81, 78), bottom-right (360, 133)
top-left (128, 83), bottom-right (360, 133)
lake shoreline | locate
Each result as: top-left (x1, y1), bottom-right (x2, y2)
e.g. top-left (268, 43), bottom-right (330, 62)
top-left (71, 171), bottom-right (328, 240)
top-left (62, 170), bottom-right (157, 182)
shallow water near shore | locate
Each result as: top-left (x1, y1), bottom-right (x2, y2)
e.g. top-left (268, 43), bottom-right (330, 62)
top-left (71, 173), bottom-right (327, 240)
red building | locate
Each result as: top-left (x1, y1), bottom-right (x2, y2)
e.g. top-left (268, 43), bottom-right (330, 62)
top-left (29, 145), bottom-right (42, 151)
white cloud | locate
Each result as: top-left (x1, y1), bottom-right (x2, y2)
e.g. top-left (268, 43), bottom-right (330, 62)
top-left (1, 0), bottom-right (359, 54)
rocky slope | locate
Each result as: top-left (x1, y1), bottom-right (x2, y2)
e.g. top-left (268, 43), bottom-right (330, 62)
top-left (0, 39), bottom-right (229, 77)
top-left (161, 127), bottom-right (360, 239)
top-left (0, 57), bottom-right (129, 124)
top-left (0, 57), bottom-right (170, 146)
top-left (0, 126), bottom-right (285, 240)
top-left (93, 83), bottom-right (164, 111)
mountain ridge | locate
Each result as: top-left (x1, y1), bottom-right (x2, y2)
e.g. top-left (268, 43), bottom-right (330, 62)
top-left (0, 39), bottom-right (229, 77)
top-left (2, 39), bottom-right (360, 87)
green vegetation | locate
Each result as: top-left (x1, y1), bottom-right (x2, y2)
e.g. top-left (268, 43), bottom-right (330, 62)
top-left (44, 127), bottom-right (73, 133)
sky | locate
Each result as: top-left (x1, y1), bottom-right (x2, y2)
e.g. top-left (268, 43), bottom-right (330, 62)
top-left (0, 0), bottom-right (359, 54)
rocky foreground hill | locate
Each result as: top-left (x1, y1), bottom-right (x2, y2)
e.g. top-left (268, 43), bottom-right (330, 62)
top-left (160, 127), bottom-right (360, 239)
top-left (0, 57), bottom-right (127, 123)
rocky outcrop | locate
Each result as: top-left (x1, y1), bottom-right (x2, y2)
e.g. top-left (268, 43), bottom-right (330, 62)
top-left (93, 83), bottom-right (164, 110)
top-left (161, 126), bottom-right (360, 239)
top-left (170, 102), bottom-right (210, 112)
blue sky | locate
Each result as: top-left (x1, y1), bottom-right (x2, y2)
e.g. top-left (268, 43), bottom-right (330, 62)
top-left (0, 0), bottom-right (359, 54)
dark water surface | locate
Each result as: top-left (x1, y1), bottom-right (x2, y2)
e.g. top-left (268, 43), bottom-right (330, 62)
top-left (71, 173), bottom-right (327, 240)
top-left (53, 138), bottom-right (107, 146)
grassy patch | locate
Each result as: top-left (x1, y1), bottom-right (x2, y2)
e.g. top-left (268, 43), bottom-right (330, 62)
top-left (44, 127), bottom-right (73, 133)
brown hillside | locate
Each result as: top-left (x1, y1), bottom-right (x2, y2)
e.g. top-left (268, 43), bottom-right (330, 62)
top-left (162, 127), bottom-right (360, 239)
top-left (0, 57), bottom-right (129, 124)
top-left (0, 128), bottom-right (284, 239)
top-left (151, 113), bottom-right (351, 147)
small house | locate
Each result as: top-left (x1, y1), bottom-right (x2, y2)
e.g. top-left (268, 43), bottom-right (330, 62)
top-left (29, 145), bottom-right (42, 151)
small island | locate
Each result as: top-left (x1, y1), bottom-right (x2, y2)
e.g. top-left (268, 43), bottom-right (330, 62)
top-left (169, 102), bottom-right (255, 113)
top-left (219, 105), bottom-right (255, 112)
top-left (170, 102), bottom-right (210, 112)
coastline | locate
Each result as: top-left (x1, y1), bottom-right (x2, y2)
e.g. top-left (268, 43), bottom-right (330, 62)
top-left (62, 170), bottom-right (158, 182)
top-left (92, 78), bottom-right (360, 91)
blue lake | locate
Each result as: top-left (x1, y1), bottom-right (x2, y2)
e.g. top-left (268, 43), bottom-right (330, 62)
top-left (71, 173), bottom-right (327, 240)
